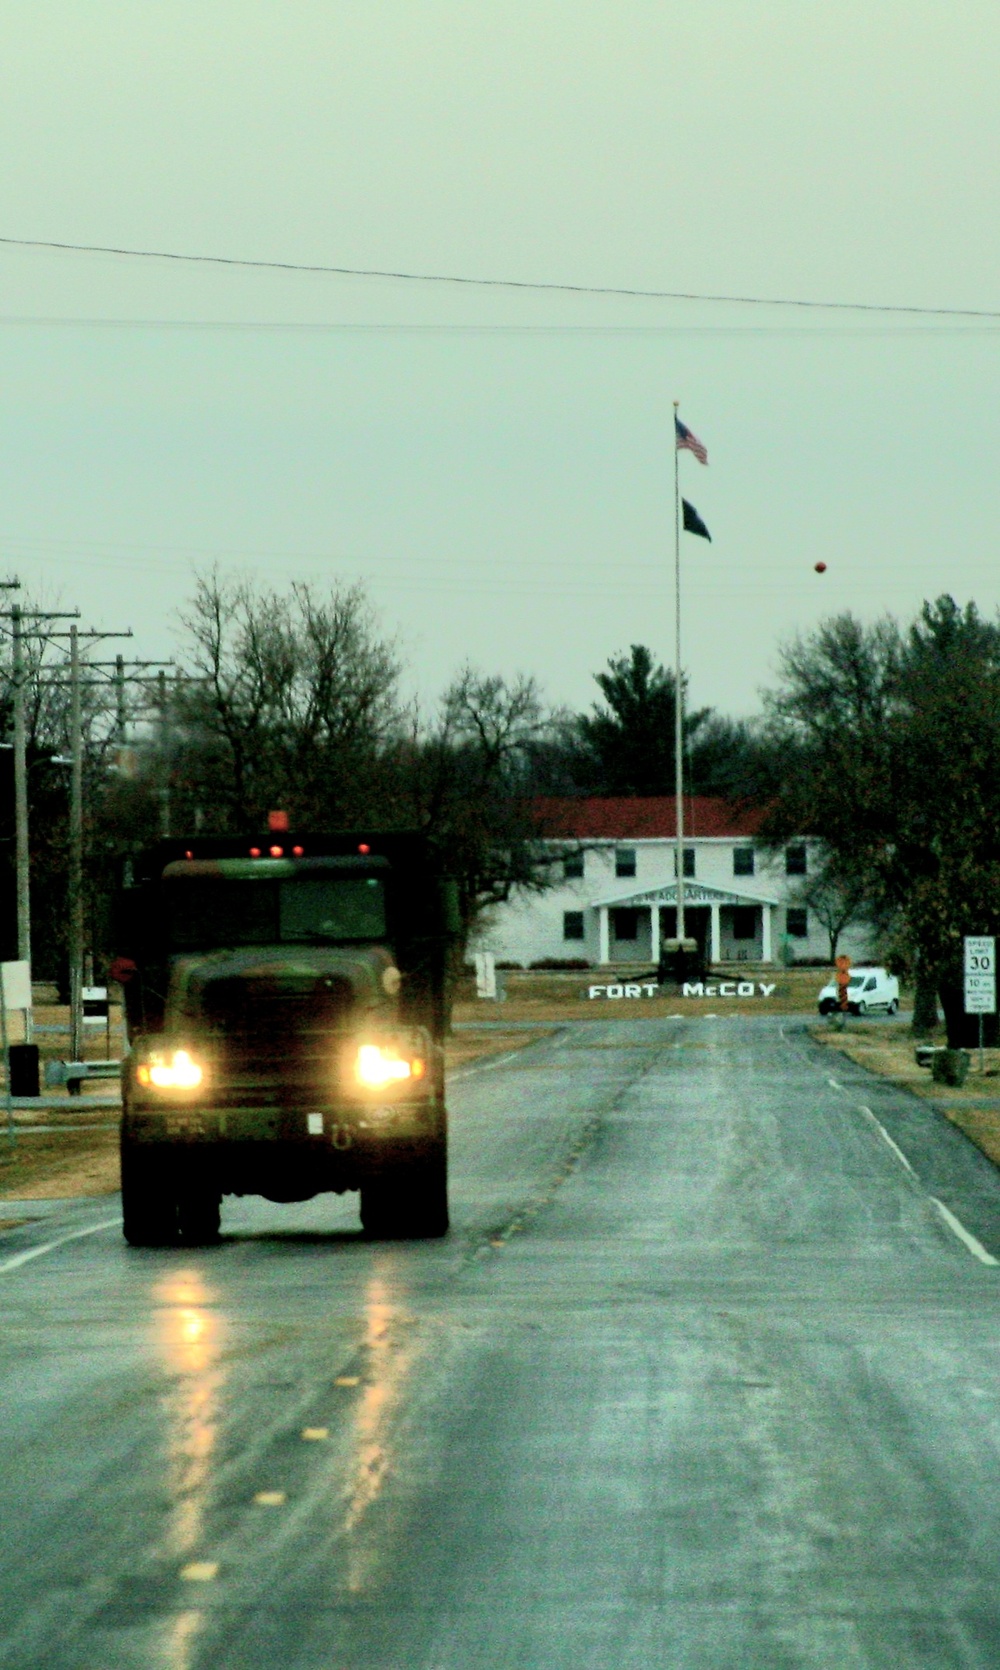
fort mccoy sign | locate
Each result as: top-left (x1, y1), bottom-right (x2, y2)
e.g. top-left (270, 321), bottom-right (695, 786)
top-left (587, 980), bottom-right (778, 1000)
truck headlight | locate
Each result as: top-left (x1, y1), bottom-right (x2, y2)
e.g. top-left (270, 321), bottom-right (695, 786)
top-left (136, 1049), bottom-right (205, 1090)
top-left (355, 1042), bottom-right (426, 1089)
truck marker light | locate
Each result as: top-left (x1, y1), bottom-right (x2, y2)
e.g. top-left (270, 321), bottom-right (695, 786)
top-left (269, 845), bottom-right (284, 858)
top-left (137, 1049), bottom-right (204, 1089)
top-left (358, 843), bottom-right (370, 854)
top-left (292, 845), bottom-right (304, 857)
top-left (249, 846), bottom-right (261, 858)
top-left (356, 1043), bottom-right (414, 1087)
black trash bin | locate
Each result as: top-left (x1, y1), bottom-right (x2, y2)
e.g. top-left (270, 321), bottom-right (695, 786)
top-left (8, 1042), bottom-right (40, 1097)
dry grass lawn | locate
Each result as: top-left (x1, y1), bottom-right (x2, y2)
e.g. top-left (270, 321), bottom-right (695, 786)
top-left (0, 1127), bottom-right (121, 1201)
top-left (0, 1025), bottom-right (555, 1202)
top-left (453, 965), bottom-right (841, 1023)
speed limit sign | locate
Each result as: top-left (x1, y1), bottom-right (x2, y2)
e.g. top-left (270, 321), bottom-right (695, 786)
top-left (964, 936), bottom-right (996, 1014)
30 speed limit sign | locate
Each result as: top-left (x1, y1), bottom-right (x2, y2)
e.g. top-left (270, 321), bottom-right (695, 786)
top-left (964, 936), bottom-right (996, 1014)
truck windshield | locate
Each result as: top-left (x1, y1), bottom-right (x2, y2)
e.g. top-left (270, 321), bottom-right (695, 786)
top-left (166, 876), bottom-right (387, 950)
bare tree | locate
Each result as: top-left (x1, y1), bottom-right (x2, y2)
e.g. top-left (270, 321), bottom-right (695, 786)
top-left (174, 572), bottom-right (402, 829)
top-left (789, 861), bottom-right (869, 961)
top-left (389, 668), bottom-right (568, 939)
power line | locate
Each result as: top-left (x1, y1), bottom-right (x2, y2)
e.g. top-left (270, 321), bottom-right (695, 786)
top-left (0, 233), bottom-right (998, 320)
top-left (0, 317), bottom-right (998, 335)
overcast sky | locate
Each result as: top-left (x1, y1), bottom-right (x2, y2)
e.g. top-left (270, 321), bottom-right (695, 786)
top-left (0, 2), bottom-right (997, 723)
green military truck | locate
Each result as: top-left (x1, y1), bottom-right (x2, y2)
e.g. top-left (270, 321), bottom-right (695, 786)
top-left (112, 830), bottom-right (458, 1247)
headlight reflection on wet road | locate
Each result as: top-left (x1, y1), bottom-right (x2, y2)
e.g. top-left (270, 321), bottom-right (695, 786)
top-left (152, 1266), bottom-right (225, 1648)
top-left (343, 1267), bottom-right (416, 1593)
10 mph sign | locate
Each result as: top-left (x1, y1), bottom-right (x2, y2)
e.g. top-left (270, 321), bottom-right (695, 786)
top-left (964, 936), bottom-right (996, 1014)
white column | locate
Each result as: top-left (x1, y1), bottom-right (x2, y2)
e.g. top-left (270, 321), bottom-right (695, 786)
top-left (710, 903), bottom-right (721, 965)
top-left (761, 904), bottom-right (772, 964)
top-left (598, 906), bottom-right (610, 966)
top-left (649, 904), bottom-right (658, 963)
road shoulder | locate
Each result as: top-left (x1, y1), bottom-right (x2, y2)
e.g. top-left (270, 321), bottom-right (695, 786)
top-left (800, 1021), bottom-right (1000, 1260)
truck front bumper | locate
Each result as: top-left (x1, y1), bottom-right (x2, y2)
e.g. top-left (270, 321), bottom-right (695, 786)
top-left (123, 1094), bottom-right (440, 1146)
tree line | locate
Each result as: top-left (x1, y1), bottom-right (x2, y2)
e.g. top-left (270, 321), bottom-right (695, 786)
top-left (1, 574), bottom-right (994, 1046)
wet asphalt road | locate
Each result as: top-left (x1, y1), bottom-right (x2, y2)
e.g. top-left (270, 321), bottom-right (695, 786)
top-left (4, 1015), bottom-right (1000, 1669)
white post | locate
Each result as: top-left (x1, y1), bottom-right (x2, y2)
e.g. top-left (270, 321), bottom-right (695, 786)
top-left (649, 903), bottom-right (658, 964)
top-left (598, 906), bottom-right (610, 966)
top-left (710, 904), bottom-right (721, 965)
top-left (761, 905), bottom-right (773, 964)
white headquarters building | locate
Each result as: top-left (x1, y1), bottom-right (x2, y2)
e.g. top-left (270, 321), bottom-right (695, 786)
top-left (474, 797), bottom-right (872, 970)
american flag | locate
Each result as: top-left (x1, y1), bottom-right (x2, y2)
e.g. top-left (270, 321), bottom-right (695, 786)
top-left (675, 415), bottom-right (708, 465)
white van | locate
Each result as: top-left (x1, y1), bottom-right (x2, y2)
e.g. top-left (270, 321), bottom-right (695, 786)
top-left (817, 966), bottom-right (900, 1016)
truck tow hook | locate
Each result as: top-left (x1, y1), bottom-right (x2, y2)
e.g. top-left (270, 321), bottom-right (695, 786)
top-left (331, 1123), bottom-right (353, 1150)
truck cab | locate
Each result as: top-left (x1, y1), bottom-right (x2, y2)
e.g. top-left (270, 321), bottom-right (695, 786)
top-left (114, 831), bottom-right (457, 1246)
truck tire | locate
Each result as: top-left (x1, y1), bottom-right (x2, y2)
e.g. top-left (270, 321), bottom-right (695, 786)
top-left (408, 1149), bottom-right (449, 1238)
top-left (360, 1147), bottom-right (449, 1240)
top-left (121, 1142), bottom-right (178, 1247)
top-left (177, 1184), bottom-right (222, 1246)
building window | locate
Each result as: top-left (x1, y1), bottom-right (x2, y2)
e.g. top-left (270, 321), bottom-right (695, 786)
top-left (615, 848), bottom-right (636, 878)
top-left (733, 846), bottom-right (755, 877)
top-left (672, 847), bottom-right (696, 877)
top-left (563, 911), bottom-right (585, 941)
top-left (785, 845), bottom-right (807, 876)
top-left (786, 907), bottom-right (808, 938)
top-left (612, 908), bottom-right (639, 940)
top-left (563, 851), bottom-right (584, 880)
top-left (731, 907), bottom-right (757, 940)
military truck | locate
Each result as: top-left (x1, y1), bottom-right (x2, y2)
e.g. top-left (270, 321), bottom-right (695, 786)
top-left (112, 830), bottom-right (458, 1247)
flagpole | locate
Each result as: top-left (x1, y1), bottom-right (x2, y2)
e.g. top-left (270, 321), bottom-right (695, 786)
top-left (673, 400), bottom-right (685, 942)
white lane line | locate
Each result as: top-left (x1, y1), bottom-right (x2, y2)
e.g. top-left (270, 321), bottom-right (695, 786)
top-left (0, 1216), bottom-right (119, 1276)
top-left (854, 1103), bottom-right (998, 1267)
top-left (857, 1104), bottom-right (918, 1177)
top-left (928, 1197), bottom-right (999, 1266)
top-left (808, 1036), bottom-right (999, 1269)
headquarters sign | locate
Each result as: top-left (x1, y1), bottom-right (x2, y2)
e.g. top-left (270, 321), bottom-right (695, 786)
top-left (587, 980), bottom-right (778, 1000)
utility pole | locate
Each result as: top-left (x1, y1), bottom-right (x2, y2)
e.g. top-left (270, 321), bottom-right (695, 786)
top-left (68, 626), bottom-right (84, 1063)
top-left (106, 653), bottom-right (174, 764)
top-left (115, 654), bottom-right (127, 744)
top-left (672, 401), bottom-right (686, 945)
top-left (1, 601), bottom-right (79, 1035)
top-left (157, 670), bottom-right (171, 838)
top-left (0, 584), bottom-right (23, 950)
top-left (47, 624), bottom-right (132, 1061)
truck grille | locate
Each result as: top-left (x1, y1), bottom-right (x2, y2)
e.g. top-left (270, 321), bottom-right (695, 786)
top-left (197, 976), bottom-right (355, 1104)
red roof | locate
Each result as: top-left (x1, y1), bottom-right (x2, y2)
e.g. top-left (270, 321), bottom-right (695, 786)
top-left (530, 796), bottom-right (764, 840)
